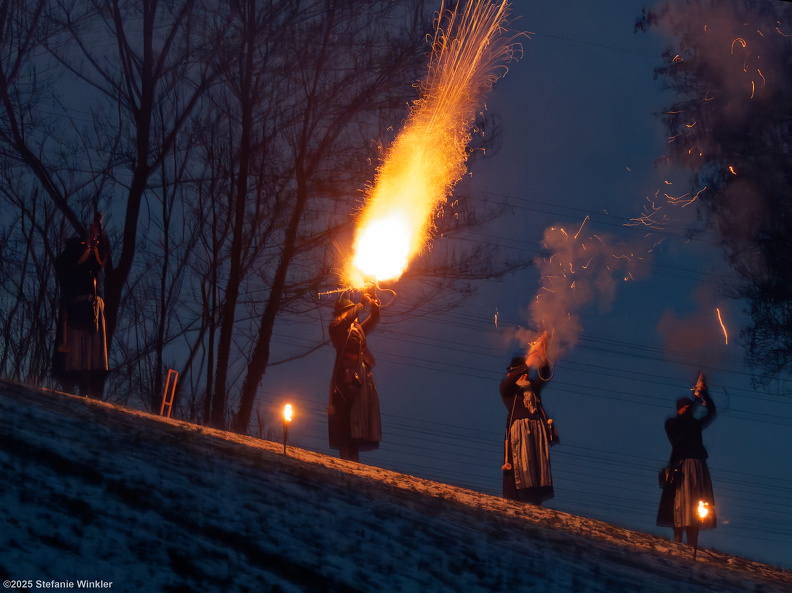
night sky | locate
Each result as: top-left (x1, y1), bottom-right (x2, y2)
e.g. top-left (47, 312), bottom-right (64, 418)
top-left (260, 0), bottom-right (792, 569)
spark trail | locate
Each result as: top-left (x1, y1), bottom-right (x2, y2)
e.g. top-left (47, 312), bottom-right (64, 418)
top-left (345, 0), bottom-right (518, 286)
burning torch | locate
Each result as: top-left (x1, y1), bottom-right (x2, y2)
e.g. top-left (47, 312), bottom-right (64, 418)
top-left (282, 404), bottom-right (293, 454)
top-left (694, 500), bottom-right (710, 560)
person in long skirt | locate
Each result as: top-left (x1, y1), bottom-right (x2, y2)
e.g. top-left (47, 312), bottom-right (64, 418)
top-left (327, 289), bottom-right (382, 462)
top-left (500, 332), bottom-right (557, 505)
top-left (657, 373), bottom-right (717, 547)
top-left (52, 213), bottom-right (110, 400)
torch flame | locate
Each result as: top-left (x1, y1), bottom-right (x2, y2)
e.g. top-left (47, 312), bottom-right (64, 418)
top-left (344, 0), bottom-right (517, 285)
top-left (697, 500), bottom-right (709, 520)
top-left (283, 404), bottom-right (293, 423)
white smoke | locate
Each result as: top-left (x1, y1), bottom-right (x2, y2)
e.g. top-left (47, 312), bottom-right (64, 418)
top-left (520, 221), bottom-right (649, 361)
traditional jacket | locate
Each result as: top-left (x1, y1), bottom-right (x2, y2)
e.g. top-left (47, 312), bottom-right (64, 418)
top-left (665, 390), bottom-right (716, 463)
top-left (328, 301), bottom-right (381, 451)
top-left (499, 360), bottom-right (555, 503)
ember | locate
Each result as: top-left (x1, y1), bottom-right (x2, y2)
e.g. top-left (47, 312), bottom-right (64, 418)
top-left (715, 308), bottom-right (729, 345)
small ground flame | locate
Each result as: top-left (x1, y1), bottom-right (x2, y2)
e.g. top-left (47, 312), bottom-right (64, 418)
top-left (697, 500), bottom-right (710, 521)
top-left (345, 0), bottom-right (518, 286)
top-left (282, 404), bottom-right (293, 454)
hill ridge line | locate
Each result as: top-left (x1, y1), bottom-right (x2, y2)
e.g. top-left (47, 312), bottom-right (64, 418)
top-left (2, 378), bottom-right (791, 591)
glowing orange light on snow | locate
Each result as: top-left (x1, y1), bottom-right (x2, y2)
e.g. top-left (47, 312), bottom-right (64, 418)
top-left (344, 0), bottom-right (517, 286)
top-left (283, 404), bottom-right (293, 423)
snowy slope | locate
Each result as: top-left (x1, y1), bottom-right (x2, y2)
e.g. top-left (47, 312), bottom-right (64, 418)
top-left (1, 379), bottom-right (790, 593)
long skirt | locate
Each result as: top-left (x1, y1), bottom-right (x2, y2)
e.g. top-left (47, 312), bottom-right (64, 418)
top-left (53, 295), bottom-right (109, 375)
top-left (328, 362), bottom-right (381, 452)
top-left (657, 458), bottom-right (717, 529)
top-left (503, 418), bottom-right (553, 503)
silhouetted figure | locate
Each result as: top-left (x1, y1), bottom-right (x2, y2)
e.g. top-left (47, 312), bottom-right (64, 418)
top-left (327, 289), bottom-right (382, 462)
top-left (500, 332), bottom-right (557, 505)
top-left (52, 213), bottom-right (110, 399)
top-left (657, 373), bottom-right (717, 547)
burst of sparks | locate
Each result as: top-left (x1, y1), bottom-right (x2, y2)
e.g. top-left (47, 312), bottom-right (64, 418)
top-left (345, 0), bottom-right (518, 286)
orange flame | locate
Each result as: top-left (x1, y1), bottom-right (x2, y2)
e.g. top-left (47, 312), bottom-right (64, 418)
top-left (283, 404), bottom-right (293, 423)
top-left (345, 0), bottom-right (518, 286)
top-left (697, 500), bottom-right (710, 520)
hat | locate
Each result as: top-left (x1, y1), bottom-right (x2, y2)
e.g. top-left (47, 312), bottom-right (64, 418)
top-left (334, 298), bottom-right (355, 314)
top-left (676, 396), bottom-right (693, 411)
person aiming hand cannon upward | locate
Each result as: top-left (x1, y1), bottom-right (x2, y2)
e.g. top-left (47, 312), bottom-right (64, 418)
top-left (500, 331), bottom-right (558, 505)
top-left (657, 372), bottom-right (718, 548)
top-left (328, 284), bottom-right (382, 462)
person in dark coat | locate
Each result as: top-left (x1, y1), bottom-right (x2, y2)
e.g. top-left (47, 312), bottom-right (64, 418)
top-left (52, 213), bottom-right (110, 400)
top-left (328, 288), bottom-right (382, 462)
top-left (500, 331), bottom-right (556, 505)
top-left (656, 373), bottom-right (717, 547)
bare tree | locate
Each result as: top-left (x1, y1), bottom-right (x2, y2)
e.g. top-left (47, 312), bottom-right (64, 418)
top-left (1, 0), bottom-right (525, 432)
top-left (185, 0), bottom-right (436, 430)
top-left (0, 0), bottom-right (75, 384)
top-left (638, 0), bottom-right (792, 383)
top-left (1, 0), bottom-right (216, 399)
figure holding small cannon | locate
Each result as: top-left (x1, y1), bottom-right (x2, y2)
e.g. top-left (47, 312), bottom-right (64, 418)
top-left (327, 283), bottom-right (382, 462)
top-left (500, 331), bottom-right (557, 505)
top-left (657, 372), bottom-right (718, 548)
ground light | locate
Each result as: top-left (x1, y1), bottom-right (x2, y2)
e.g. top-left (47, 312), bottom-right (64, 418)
top-left (694, 500), bottom-right (712, 560)
top-left (282, 404), bottom-right (293, 454)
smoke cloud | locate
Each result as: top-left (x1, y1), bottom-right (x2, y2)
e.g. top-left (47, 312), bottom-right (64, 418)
top-left (656, 283), bottom-right (731, 368)
top-left (517, 221), bottom-right (649, 362)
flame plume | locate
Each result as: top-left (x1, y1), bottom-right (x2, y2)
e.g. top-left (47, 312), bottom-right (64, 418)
top-left (345, 0), bottom-right (518, 286)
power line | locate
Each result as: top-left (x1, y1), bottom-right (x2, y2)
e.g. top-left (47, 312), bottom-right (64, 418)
top-left (252, 388), bottom-right (792, 560)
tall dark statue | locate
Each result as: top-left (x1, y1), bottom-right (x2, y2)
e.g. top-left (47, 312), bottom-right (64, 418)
top-left (500, 331), bottom-right (557, 505)
top-left (327, 287), bottom-right (382, 462)
top-left (52, 213), bottom-right (110, 399)
top-left (657, 373), bottom-right (718, 547)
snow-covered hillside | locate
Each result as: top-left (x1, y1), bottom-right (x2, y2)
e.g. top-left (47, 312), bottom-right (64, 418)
top-left (1, 379), bottom-right (790, 593)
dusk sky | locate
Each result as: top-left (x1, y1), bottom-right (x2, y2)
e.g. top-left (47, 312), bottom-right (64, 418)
top-left (3, 0), bottom-right (792, 579)
top-left (260, 0), bottom-right (792, 570)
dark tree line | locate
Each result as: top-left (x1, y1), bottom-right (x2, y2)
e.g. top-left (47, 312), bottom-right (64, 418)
top-left (1, 0), bottom-right (523, 431)
top-left (638, 0), bottom-right (792, 383)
